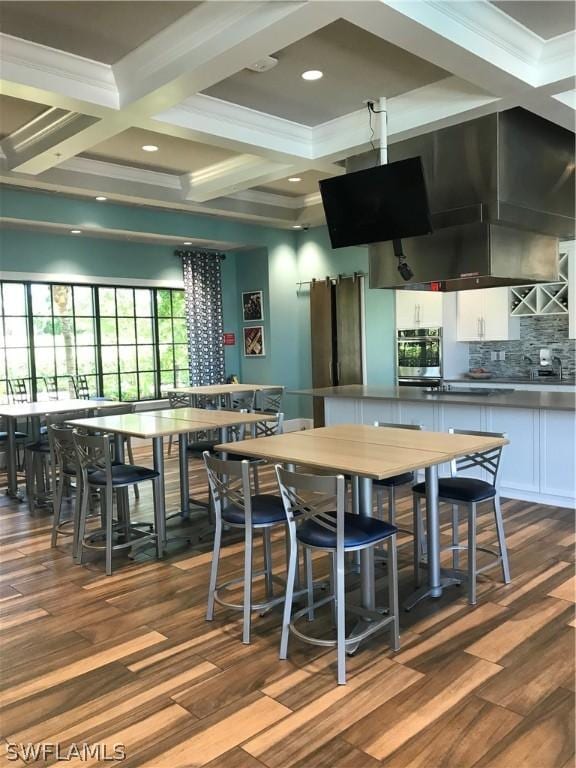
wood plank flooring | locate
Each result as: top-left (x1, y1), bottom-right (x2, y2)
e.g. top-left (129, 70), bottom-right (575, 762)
top-left (0, 445), bottom-right (574, 767)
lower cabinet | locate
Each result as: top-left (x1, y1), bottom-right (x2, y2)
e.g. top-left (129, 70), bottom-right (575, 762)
top-left (324, 396), bottom-right (576, 508)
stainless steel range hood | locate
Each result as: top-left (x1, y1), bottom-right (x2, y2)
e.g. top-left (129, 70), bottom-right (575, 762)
top-left (369, 108), bottom-right (575, 291)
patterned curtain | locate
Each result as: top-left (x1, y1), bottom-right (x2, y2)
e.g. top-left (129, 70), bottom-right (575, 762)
top-left (178, 250), bottom-right (225, 386)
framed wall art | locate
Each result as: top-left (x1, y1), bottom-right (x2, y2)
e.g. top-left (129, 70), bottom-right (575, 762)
top-left (243, 325), bottom-right (265, 357)
top-left (242, 290), bottom-right (263, 322)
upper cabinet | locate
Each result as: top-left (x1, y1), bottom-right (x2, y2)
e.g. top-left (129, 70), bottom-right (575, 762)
top-left (457, 288), bottom-right (520, 342)
top-left (396, 290), bottom-right (443, 329)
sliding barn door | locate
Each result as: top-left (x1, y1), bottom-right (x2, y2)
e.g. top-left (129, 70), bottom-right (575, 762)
top-left (335, 277), bottom-right (363, 386)
top-left (310, 280), bottom-right (335, 426)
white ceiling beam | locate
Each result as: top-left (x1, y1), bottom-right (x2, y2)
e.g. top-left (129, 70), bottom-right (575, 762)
top-left (181, 155), bottom-right (295, 203)
top-left (342, 0), bottom-right (542, 95)
top-left (0, 33), bottom-right (118, 113)
top-left (114, 1), bottom-right (338, 112)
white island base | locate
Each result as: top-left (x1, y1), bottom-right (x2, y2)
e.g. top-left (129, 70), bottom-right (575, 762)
top-left (324, 396), bottom-right (575, 509)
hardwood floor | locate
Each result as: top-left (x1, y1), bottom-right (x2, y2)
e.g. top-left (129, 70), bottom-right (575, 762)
top-left (0, 445), bottom-right (574, 768)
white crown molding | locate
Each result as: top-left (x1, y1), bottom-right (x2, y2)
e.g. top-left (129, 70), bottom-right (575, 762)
top-left (60, 156), bottom-right (181, 190)
top-left (0, 33), bottom-right (119, 111)
top-left (0, 269), bottom-right (184, 288)
top-left (229, 189), bottom-right (322, 210)
top-left (312, 109), bottom-right (373, 161)
top-left (156, 94), bottom-right (312, 160)
top-left (553, 90), bottom-right (576, 111)
top-left (538, 33), bottom-right (576, 88)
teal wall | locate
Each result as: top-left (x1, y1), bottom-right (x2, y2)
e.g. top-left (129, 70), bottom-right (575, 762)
top-left (0, 188), bottom-right (396, 419)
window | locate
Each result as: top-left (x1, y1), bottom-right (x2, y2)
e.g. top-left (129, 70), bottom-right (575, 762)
top-left (98, 286), bottom-right (158, 401)
top-left (0, 280), bottom-right (188, 402)
top-left (0, 282), bottom-right (32, 400)
top-left (31, 284), bottom-right (98, 400)
top-left (156, 289), bottom-right (189, 390)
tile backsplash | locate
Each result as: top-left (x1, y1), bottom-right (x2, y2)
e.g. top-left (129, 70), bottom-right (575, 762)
top-left (468, 315), bottom-right (576, 377)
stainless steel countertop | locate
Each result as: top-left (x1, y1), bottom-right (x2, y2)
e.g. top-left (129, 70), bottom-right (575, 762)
top-left (291, 385), bottom-right (576, 411)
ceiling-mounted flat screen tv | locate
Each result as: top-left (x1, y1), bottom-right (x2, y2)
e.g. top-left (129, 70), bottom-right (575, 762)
top-left (319, 156), bottom-right (432, 249)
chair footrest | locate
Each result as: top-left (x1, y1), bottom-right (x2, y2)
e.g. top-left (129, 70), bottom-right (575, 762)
top-left (289, 598), bottom-right (395, 649)
top-left (82, 526), bottom-right (156, 552)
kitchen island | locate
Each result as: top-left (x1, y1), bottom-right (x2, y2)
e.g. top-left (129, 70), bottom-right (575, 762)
top-left (293, 385), bottom-right (576, 508)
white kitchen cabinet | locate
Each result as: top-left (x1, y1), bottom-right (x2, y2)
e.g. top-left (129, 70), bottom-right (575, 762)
top-left (396, 290), bottom-right (443, 329)
top-left (457, 287), bottom-right (520, 341)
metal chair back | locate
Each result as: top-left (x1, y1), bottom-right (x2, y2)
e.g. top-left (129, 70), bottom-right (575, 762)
top-left (448, 428), bottom-right (506, 487)
top-left (72, 375), bottom-right (91, 400)
top-left (228, 390), bottom-right (256, 412)
top-left (43, 376), bottom-right (60, 401)
top-left (48, 424), bottom-right (80, 478)
top-left (253, 412), bottom-right (284, 439)
top-left (256, 388), bottom-right (284, 415)
top-left (275, 465), bottom-right (346, 546)
top-left (203, 452), bottom-right (252, 525)
top-left (72, 430), bottom-right (113, 485)
top-left (8, 378), bottom-right (30, 404)
top-left (168, 392), bottom-right (191, 408)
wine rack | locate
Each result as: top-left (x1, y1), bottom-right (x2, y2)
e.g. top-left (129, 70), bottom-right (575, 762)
top-left (510, 250), bottom-right (569, 316)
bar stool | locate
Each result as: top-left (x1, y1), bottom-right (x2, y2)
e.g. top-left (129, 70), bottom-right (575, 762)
top-left (167, 391), bottom-right (191, 456)
top-left (43, 376), bottom-right (60, 400)
top-left (26, 409), bottom-right (92, 513)
top-left (71, 375), bottom-right (91, 400)
top-left (254, 387), bottom-right (284, 415)
top-left (222, 413), bottom-right (284, 493)
top-left (412, 428), bottom-right (511, 604)
top-left (203, 452), bottom-right (288, 644)
top-left (48, 423), bottom-right (83, 556)
top-left (372, 422), bottom-right (423, 536)
top-left (97, 402), bottom-right (140, 499)
top-left (275, 466), bottom-right (400, 685)
top-left (73, 431), bottom-right (163, 575)
top-left (228, 390), bottom-right (256, 412)
top-left (0, 418), bottom-right (27, 486)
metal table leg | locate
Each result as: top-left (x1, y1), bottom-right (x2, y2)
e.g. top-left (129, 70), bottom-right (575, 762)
top-left (358, 476), bottom-right (376, 610)
top-left (5, 416), bottom-right (21, 499)
top-left (152, 436), bottom-right (167, 546)
top-left (403, 463), bottom-right (460, 611)
top-left (179, 433), bottom-right (190, 518)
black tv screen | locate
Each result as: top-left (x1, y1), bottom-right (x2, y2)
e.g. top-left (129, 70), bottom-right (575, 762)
top-left (319, 156), bottom-right (432, 249)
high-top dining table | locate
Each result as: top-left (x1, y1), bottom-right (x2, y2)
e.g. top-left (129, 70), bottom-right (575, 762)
top-left (217, 424), bottom-right (508, 613)
top-left (0, 399), bottom-right (111, 499)
top-left (67, 408), bottom-right (268, 539)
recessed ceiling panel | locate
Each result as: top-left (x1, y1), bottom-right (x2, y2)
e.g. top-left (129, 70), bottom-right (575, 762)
top-left (0, 2), bottom-right (199, 63)
top-left (255, 171), bottom-right (332, 198)
top-left (0, 95), bottom-right (50, 139)
top-left (204, 19), bottom-right (449, 126)
top-left (82, 128), bottom-right (239, 175)
top-left (491, 1), bottom-right (575, 39)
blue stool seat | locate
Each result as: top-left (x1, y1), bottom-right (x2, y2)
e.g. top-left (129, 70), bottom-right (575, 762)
top-left (0, 431), bottom-right (27, 441)
top-left (218, 452), bottom-right (259, 463)
top-left (187, 440), bottom-right (218, 455)
top-left (222, 494), bottom-right (285, 526)
top-left (413, 477), bottom-right (496, 503)
top-left (88, 463), bottom-right (159, 487)
top-left (25, 440), bottom-right (50, 453)
top-left (298, 512), bottom-right (397, 549)
top-left (374, 471), bottom-right (414, 487)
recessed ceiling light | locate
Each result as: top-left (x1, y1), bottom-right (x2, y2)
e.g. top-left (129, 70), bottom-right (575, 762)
top-left (301, 70), bottom-right (323, 81)
top-left (183, 241), bottom-right (193, 245)
top-left (141, 144), bottom-right (159, 152)
top-left (70, 229), bottom-right (82, 234)
top-left (292, 224), bottom-right (302, 229)
top-left (95, 196), bottom-right (107, 201)
top-left (288, 177), bottom-right (302, 183)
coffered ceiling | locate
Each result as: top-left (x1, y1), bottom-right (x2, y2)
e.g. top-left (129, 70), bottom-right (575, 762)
top-left (0, 0), bottom-right (574, 232)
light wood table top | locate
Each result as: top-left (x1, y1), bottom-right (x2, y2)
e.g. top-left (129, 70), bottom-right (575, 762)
top-left (167, 384), bottom-right (283, 396)
top-left (66, 413), bottom-right (211, 439)
top-left (217, 427), bottom-right (507, 480)
top-left (303, 424), bottom-right (508, 459)
top-left (0, 399), bottom-right (110, 419)
top-left (154, 407), bottom-right (268, 428)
